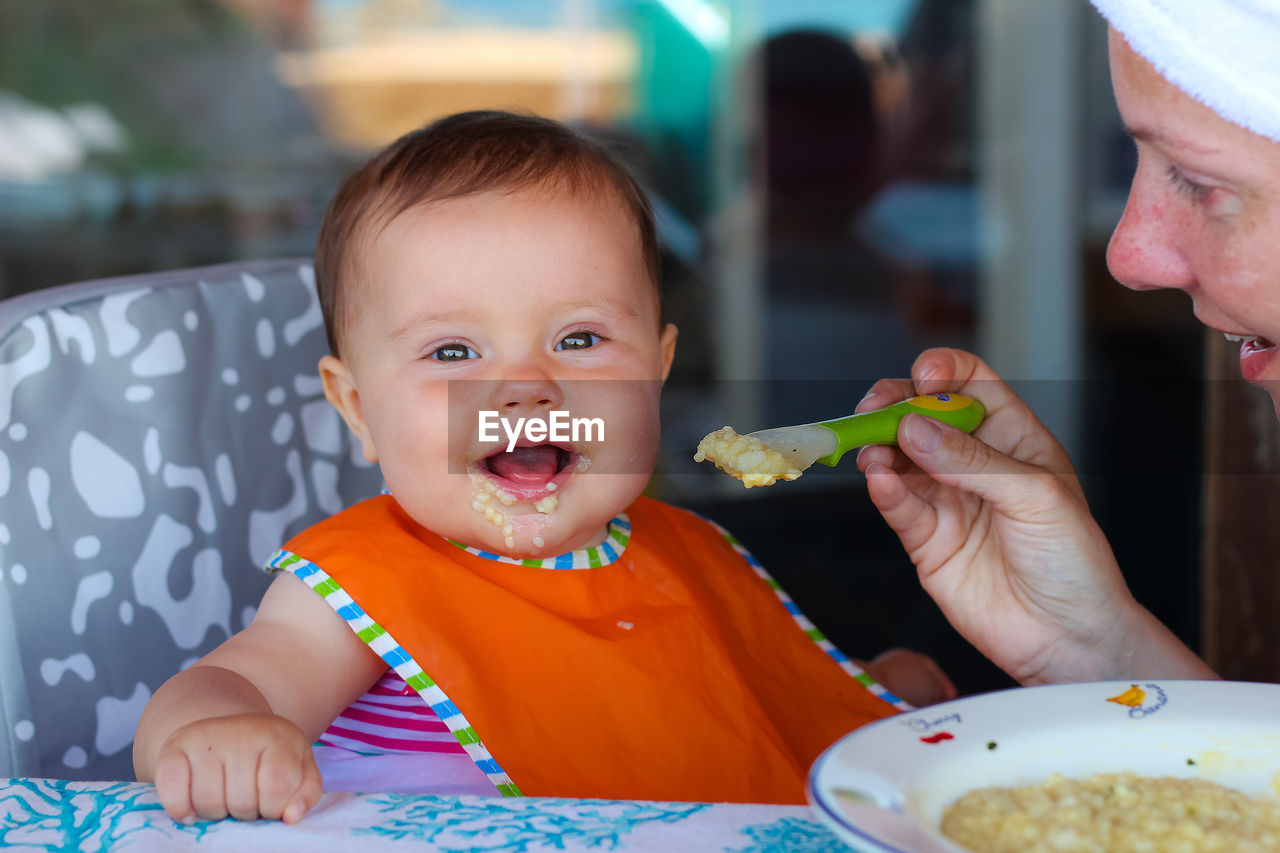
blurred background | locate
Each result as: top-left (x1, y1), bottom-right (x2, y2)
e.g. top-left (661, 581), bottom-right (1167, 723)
top-left (0, 0), bottom-right (1227, 693)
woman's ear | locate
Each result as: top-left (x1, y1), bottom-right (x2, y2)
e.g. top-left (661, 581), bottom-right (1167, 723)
top-left (319, 354), bottom-right (379, 463)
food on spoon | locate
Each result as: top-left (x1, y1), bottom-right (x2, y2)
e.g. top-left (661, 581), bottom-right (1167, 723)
top-left (693, 426), bottom-right (804, 488)
top-left (694, 394), bottom-right (986, 488)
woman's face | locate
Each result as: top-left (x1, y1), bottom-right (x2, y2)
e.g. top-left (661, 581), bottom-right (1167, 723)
top-left (1106, 29), bottom-right (1280, 414)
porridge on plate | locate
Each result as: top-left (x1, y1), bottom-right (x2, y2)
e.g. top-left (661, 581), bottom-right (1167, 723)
top-left (940, 771), bottom-right (1280, 853)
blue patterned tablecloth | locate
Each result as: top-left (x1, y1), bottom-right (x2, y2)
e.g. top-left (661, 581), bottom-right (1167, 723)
top-left (0, 779), bottom-right (849, 852)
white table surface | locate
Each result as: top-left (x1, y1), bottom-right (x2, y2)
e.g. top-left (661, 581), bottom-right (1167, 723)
top-left (0, 778), bottom-right (850, 852)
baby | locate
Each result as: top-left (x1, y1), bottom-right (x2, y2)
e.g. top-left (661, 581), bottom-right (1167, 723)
top-left (133, 110), bottom-right (953, 824)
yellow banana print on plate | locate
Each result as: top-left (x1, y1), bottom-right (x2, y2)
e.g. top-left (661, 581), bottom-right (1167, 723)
top-left (1106, 684), bottom-right (1146, 707)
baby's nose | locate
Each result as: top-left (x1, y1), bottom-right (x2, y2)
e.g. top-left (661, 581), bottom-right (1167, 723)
top-left (496, 377), bottom-right (562, 411)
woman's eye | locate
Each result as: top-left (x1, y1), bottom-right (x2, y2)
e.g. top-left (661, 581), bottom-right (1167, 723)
top-left (556, 331), bottom-right (601, 351)
top-left (429, 343), bottom-right (478, 362)
top-left (1166, 165), bottom-right (1212, 203)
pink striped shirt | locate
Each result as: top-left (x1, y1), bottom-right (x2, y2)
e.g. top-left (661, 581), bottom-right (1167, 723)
top-left (318, 670), bottom-right (468, 756)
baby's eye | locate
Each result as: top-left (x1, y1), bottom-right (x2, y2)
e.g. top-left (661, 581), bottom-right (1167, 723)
top-left (556, 331), bottom-right (601, 351)
top-left (429, 343), bottom-right (478, 362)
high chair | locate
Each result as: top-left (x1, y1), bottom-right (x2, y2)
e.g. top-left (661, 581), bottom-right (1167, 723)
top-left (0, 259), bottom-right (382, 780)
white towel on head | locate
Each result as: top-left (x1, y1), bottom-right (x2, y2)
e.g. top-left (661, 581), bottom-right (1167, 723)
top-left (1089, 0), bottom-right (1280, 142)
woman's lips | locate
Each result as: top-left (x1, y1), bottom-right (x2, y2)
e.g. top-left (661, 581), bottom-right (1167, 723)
top-left (1239, 336), bottom-right (1277, 383)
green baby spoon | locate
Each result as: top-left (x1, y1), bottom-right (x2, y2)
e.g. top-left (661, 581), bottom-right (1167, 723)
top-left (747, 392), bottom-right (986, 470)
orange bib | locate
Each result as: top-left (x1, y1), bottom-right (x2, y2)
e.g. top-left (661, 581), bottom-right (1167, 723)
top-left (276, 495), bottom-right (898, 804)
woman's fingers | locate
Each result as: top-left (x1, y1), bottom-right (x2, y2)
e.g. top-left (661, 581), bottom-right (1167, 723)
top-left (854, 378), bottom-right (918, 413)
top-left (854, 350), bottom-right (1072, 476)
top-left (854, 443), bottom-right (899, 473)
top-left (858, 348), bottom-right (1019, 414)
top-left (864, 460), bottom-right (941, 557)
top-left (897, 414), bottom-right (1066, 510)
top-left (907, 349), bottom-right (1078, 476)
top-left (867, 415), bottom-right (1077, 574)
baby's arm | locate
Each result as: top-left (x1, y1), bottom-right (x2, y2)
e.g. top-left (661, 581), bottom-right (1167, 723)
top-left (133, 572), bottom-right (385, 824)
top-left (858, 648), bottom-right (957, 708)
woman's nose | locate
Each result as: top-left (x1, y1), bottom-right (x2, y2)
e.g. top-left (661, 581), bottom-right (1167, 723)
top-left (1105, 174), bottom-right (1195, 293)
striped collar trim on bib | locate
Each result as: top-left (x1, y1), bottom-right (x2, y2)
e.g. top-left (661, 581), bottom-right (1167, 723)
top-left (266, 550), bottom-right (522, 797)
top-left (699, 513), bottom-right (915, 714)
top-left (445, 514), bottom-right (631, 570)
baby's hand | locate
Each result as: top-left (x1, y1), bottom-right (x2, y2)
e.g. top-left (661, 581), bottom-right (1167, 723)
top-left (152, 712), bottom-right (322, 824)
top-left (859, 648), bottom-right (958, 708)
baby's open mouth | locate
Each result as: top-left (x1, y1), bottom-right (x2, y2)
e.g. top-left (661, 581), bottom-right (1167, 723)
top-left (479, 443), bottom-right (578, 496)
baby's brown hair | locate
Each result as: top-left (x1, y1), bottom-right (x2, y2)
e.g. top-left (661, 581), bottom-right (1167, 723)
top-left (314, 110), bottom-right (660, 357)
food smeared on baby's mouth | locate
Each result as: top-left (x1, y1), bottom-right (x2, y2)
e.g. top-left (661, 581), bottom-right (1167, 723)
top-left (470, 474), bottom-right (520, 549)
top-left (471, 443), bottom-right (588, 552)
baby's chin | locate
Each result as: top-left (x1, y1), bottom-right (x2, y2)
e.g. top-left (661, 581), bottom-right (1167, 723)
top-left (462, 513), bottom-right (609, 559)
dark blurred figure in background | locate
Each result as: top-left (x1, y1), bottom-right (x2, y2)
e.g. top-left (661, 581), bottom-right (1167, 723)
top-left (759, 29), bottom-right (922, 422)
top-left (762, 29), bottom-right (882, 244)
top-left (683, 23), bottom-right (1008, 704)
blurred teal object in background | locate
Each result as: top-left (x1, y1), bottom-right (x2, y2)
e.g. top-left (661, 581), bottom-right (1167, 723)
top-left (761, 0), bottom-right (918, 35)
top-left (622, 0), bottom-right (918, 218)
top-left (624, 2), bottom-right (721, 219)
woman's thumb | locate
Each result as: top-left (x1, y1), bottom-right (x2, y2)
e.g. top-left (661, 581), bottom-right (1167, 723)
top-left (898, 413), bottom-right (1050, 510)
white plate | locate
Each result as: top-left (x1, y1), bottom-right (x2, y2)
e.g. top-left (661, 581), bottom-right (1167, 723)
top-left (807, 680), bottom-right (1280, 852)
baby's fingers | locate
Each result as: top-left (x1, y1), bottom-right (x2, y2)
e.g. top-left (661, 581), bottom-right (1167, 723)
top-left (186, 745), bottom-right (231, 821)
top-left (153, 751), bottom-right (196, 825)
top-left (285, 757), bottom-right (323, 824)
top-left (256, 746), bottom-right (323, 823)
top-left (225, 750), bottom-right (266, 821)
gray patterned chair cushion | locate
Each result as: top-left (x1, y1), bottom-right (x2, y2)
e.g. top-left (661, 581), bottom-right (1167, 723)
top-left (0, 259), bottom-right (383, 781)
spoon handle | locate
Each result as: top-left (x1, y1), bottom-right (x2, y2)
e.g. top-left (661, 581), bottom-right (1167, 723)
top-left (813, 393), bottom-right (986, 466)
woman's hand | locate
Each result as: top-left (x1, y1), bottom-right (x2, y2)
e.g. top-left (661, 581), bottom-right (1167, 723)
top-left (855, 348), bottom-right (1215, 684)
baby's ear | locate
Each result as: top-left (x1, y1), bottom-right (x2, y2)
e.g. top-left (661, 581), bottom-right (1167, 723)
top-left (659, 323), bottom-right (679, 383)
top-left (319, 355), bottom-right (379, 463)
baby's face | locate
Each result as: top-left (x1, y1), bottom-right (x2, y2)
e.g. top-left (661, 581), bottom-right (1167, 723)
top-left (324, 186), bottom-right (676, 556)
